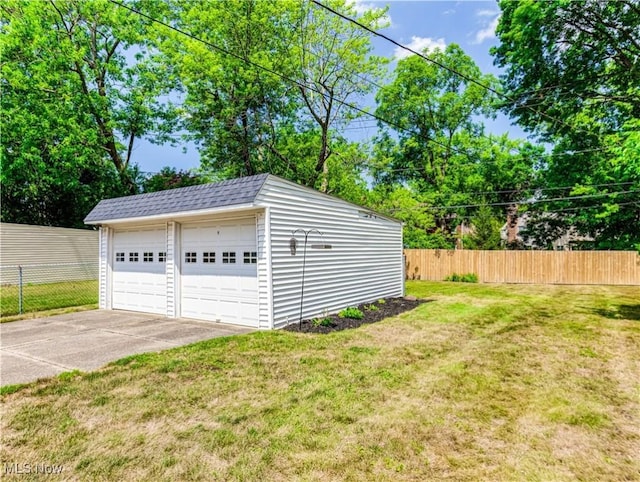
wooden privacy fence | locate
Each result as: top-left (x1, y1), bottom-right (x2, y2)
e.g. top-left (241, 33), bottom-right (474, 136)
top-left (404, 249), bottom-right (640, 285)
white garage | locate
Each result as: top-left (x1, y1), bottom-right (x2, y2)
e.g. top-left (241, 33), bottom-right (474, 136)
top-left (85, 174), bottom-right (404, 329)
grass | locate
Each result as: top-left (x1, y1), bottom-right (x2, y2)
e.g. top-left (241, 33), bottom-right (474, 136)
top-left (0, 279), bottom-right (98, 319)
top-left (1, 282), bottom-right (639, 481)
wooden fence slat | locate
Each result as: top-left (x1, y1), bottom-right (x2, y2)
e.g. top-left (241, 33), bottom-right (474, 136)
top-left (403, 250), bottom-right (640, 285)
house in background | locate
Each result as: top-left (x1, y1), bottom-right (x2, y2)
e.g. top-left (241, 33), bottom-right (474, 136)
top-left (84, 174), bottom-right (404, 330)
top-left (500, 213), bottom-right (594, 250)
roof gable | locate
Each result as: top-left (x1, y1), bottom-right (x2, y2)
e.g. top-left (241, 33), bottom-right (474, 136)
top-left (84, 174), bottom-right (269, 224)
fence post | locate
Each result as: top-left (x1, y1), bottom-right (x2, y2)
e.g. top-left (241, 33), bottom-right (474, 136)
top-left (18, 265), bottom-right (23, 314)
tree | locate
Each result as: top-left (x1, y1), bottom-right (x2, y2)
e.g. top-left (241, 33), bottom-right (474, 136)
top-left (464, 205), bottom-right (502, 250)
top-left (162, 0), bottom-right (386, 193)
top-left (367, 185), bottom-right (449, 249)
top-left (475, 135), bottom-right (542, 246)
top-left (492, 0), bottom-right (640, 249)
top-left (161, 0), bottom-right (300, 180)
top-left (1, 0), bottom-right (173, 227)
top-left (373, 44), bottom-right (500, 245)
top-left (141, 167), bottom-right (206, 193)
top-left (293, 0), bottom-right (388, 191)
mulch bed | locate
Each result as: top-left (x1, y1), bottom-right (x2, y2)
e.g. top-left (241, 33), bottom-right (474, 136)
top-left (284, 296), bottom-right (428, 334)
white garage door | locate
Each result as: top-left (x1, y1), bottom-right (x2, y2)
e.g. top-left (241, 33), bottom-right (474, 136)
top-left (112, 227), bottom-right (167, 315)
top-left (181, 218), bottom-right (259, 327)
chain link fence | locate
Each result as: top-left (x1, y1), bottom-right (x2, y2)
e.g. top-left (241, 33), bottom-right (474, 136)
top-left (0, 263), bottom-right (98, 317)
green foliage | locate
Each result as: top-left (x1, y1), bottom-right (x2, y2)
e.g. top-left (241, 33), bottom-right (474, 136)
top-left (464, 205), bottom-right (503, 250)
top-left (162, 0), bottom-right (386, 193)
top-left (364, 304), bottom-right (379, 312)
top-left (161, 0), bottom-right (298, 180)
top-left (0, 0), bottom-right (174, 226)
top-left (338, 307), bottom-right (364, 320)
top-left (444, 273), bottom-right (479, 283)
top-left (371, 44), bottom-right (530, 247)
top-left (141, 167), bottom-right (206, 193)
top-left (367, 185), bottom-right (453, 249)
top-left (492, 0), bottom-right (640, 249)
top-left (293, 0), bottom-right (389, 191)
top-left (311, 317), bottom-right (333, 327)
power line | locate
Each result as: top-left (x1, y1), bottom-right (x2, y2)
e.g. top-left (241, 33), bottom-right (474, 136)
top-left (402, 181), bottom-right (637, 198)
top-left (536, 200), bottom-right (640, 215)
top-left (108, 0), bottom-right (462, 156)
top-left (422, 189), bottom-right (640, 210)
top-left (110, 0), bottom-right (614, 176)
top-left (387, 196), bottom-right (639, 216)
top-left (310, 0), bottom-right (592, 138)
top-left (375, 144), bottom-right (613, 172)
top-left (387, 189), bottom-right (639, 212)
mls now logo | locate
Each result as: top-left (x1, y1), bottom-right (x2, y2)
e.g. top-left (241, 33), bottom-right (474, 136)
top-left (4, 463), bottom-right (64, 475)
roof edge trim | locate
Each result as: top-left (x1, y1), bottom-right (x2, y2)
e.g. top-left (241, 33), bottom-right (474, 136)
top-left (85, 203), bottom-right (258, 226)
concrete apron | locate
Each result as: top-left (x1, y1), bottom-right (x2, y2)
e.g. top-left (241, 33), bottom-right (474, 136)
top-left (0, 310), bottom-right (253, 386)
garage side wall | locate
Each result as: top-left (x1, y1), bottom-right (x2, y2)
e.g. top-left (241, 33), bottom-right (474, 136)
top-left (257, 178), bottom-right (404, 329)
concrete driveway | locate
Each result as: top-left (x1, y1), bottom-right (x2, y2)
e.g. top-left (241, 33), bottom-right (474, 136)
top-left (0, 310), bottom-right (253, 386)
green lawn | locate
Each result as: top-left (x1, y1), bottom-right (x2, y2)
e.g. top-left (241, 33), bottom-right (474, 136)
top-left (1, 282), bottom-right (639, 481)
top-left (0, 279), bottom-right (98, 318)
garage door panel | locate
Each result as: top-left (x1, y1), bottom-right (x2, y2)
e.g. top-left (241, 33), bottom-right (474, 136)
top-left (112, 228), bottom-right (167, 315)
top-left (181, 219), bottom-right (258, 327)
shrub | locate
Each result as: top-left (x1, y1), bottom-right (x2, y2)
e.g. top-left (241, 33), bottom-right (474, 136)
top-left (312, 317), bottom-right (333, 327)
top-left (364, 304), bottom-right (379, 311)
top-left (338, 307), bottom-right (364, 319)
top-left (445, 273), bottom-right (479, 283)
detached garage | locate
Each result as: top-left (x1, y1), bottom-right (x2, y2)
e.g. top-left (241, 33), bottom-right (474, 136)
top-left (84, 174), bottom-right (404, 330)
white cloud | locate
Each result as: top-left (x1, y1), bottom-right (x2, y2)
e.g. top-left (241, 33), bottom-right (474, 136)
top-left (394, 36), bottom-right (446, 59)
top-left (352, 0), bottom-right (392, 27)
top-left (473, 13), bottom-right (500, 44)
top-left (442, 9), bottom-right (456, 16)
top-left (476, 9), bottom-right (499, 17)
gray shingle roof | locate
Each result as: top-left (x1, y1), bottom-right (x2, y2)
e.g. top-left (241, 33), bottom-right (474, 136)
top-left (84, 174), bottom-right (270, 223)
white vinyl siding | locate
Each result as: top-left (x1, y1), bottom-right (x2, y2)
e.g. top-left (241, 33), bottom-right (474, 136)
top-left (0, 223), bottom-right (98, 285)
top-left (0, 222), bottom-right (98, 267)
top-left (255, 177), bottom-right (403, 329)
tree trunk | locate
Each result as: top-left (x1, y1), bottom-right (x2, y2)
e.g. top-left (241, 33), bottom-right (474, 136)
top-left (506, 204), bottom-right (519, 244)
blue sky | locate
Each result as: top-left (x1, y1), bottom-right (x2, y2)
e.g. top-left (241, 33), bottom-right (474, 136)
top-left (132, 0), bottom-right (527, 174)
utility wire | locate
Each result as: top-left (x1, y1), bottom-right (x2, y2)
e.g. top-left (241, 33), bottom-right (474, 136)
top-left (413, 201), bottom-right (640, 218)
top-left (403, 181), bottom-right (637, 198)
top-left (419, 189), bottom-right (640, 210)
top-left (111, 0), bottom-right (613, 175)
top-left (108, 0), bottom-right (463, 156)
top-left (310, 0), bottom-right (594, 138)
top-left (376, 144), bottom-right (613, 172)
top-left (536, 200), bottom-right (640, 214)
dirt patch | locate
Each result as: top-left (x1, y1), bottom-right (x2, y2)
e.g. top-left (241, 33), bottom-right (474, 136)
top-left (284, 297), bottom-right (428, 334)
